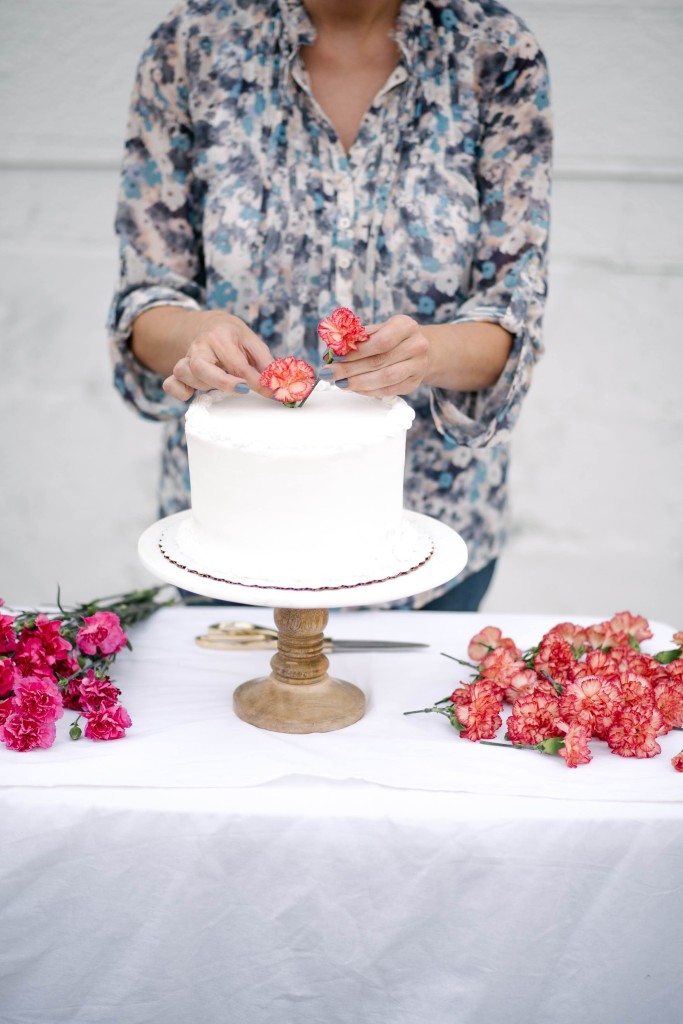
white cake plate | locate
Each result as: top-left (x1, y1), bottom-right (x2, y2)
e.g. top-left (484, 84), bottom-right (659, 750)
top-left (138, 510), bottom-right (467, 735)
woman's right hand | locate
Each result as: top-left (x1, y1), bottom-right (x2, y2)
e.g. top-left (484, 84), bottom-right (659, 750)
top-left (161, 311), bottom-right (274, 401)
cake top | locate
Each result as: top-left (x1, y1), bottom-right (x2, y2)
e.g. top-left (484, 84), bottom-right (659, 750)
top-left (185, 383), bottom-right (415, 453)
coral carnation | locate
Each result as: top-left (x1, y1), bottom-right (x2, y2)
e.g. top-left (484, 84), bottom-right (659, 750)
top-left (534, 634), bottom-right (578, 686)
top-left (452, 681), bottom-right (503, 741)
top-left (507, 690), bottom-right (562, 746)
top-left (259, 356), bottom-right (316, 404)
top-left (608, 611), bottom-right (653, 643)
top-left (558, 724), bottom-right (592, 768)
top-left (559, 675), bottom-right (621, 739)
top-left (76, 611), bottom-right (127, 657)
top-left (468, 626), bottom-right (521, 663)
top-left (317, 307), bottom-right (368, 357)
top-left (607, 709), bottom-right (661, 759)
top-left (671, 750), bottom-right (683, 772)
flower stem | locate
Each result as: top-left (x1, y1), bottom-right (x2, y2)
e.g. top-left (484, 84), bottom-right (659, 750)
top-left (440, 652), bottom-right (478, 670)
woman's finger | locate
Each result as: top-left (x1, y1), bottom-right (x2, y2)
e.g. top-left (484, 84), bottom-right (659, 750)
top-left (163, 375), bottom-right (195, 401)
top-left (344, 359), bottom-right (416, 396)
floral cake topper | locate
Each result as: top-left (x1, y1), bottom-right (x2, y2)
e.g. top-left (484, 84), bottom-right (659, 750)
top-left (260, 356), bottom-right (317, 407)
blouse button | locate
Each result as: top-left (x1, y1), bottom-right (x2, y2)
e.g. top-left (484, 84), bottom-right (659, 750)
top-left (338, 216), bottom-right (352, 230)
top-left (338, 254), bottom-right (351, 270)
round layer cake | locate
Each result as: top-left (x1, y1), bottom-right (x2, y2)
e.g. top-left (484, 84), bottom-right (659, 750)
top-left (168, 383), bottom-right (433, 589)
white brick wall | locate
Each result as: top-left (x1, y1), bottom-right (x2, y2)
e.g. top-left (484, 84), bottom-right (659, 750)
top-left (1, 0), bottom-right (682, 624)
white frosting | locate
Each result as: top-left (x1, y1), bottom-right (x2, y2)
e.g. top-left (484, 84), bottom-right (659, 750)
top-left (175, 386), bottom-right (433, 589)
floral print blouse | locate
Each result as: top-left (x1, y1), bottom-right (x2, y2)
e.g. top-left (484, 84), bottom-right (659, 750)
top-left (107, 0), bottom-right (552, 607)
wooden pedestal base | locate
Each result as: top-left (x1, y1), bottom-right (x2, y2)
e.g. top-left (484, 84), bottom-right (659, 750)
top-left (233, 608), bottom-right (366, 734)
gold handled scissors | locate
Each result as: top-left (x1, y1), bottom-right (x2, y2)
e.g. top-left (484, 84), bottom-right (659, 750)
top-left (195, 620), bottom-right (429, 652)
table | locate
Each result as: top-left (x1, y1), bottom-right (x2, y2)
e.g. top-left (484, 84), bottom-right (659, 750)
top-left (2, 608), bottom-right (682, 1024)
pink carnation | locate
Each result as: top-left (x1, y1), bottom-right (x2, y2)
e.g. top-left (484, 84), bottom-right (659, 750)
top-left (451, 681), bottom-right (503, 741)
top-left (13, 675), bottom-right (64, 722)
top-left (558, 724), bottom-right (593, 768)
top-left (259, 356), bottom-right (316, 404)
top-left (83, 703), bottom-right (132, 741)
top-left (0, 658), bottom-right (20, 698)
top-left (23, 615), bottom-right (72, 665)
top-left (68, 669), bottom-right (121, 715)
top-left (507, 689), bottom-right (562, 746)
top-left (0, 710), bottom-right (57, 752)
top-left (0, 613), bottom-right (17, 654)
top-left (671, 750), bottom-right (683, 772)
top-left (585, 621), bottom-right (630, 651)
top-left (13, 636), bottom-right (56, 680)
top-left (76, 611), bottom-right (127, 657)
top-left (317, 307), bottom-right (368, 357)
top-left (672, 631), bottom-right (683, 648)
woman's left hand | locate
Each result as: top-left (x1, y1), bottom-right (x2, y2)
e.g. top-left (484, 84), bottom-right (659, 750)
top-left (329, 315), bottom-right (431, 397)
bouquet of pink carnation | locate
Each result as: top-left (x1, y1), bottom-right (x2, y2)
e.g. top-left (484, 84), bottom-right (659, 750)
top-left (407, 612), bottom-right (683, 771)
top-left (0, 587), bottom-right (175, 752)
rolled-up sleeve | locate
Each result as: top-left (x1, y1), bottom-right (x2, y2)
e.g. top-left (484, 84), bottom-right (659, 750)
top-left (431, 26), bottom-right (552, 447)
top-left (106, 5), bottom-right (205, 421)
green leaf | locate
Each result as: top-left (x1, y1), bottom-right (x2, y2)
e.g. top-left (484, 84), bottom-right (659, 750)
top-left (69, 725), bottom-right (82, 741)
top-left (450, 716), bottom-right (466, 732)
top-left (654, 649), bottom-right (682, 665)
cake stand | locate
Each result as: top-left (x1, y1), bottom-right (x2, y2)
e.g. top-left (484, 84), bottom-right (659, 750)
top-left (138, 510), bottom-right (467, 734)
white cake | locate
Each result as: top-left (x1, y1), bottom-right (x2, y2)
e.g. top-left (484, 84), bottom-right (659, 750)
top-left (165, 383), bottom-right (433, 590)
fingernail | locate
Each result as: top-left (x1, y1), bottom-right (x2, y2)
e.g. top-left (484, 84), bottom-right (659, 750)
top-left (335, 379), bottom-right (349, 390)
top-left (317, 366), bottom-right (335, 380)
top-left (235, 383), bottom-right (250, 394)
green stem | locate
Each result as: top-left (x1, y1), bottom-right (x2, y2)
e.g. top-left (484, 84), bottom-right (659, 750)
top-left (441, 652), bottom-right (479, 670)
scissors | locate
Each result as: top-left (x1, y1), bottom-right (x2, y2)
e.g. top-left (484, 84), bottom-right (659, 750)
top-left (195, 620), bottom-right (429, 652)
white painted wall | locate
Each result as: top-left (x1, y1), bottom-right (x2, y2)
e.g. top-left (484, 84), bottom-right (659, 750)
top-left (1, 0), bottom-right (682, 625)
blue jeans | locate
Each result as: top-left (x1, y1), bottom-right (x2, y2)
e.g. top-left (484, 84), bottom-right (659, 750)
top-left (419, 560), bottom-right (497, 612)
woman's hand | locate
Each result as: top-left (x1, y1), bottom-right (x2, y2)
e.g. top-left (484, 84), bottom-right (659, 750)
top-left (329, 315), bottom-right (431, 398)
top-left (161, 312), bottom-right (274, 401)
top-left (325, 315), bottom-right (513, 396)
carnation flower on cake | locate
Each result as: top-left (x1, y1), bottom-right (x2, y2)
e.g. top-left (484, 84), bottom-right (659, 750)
top-left (407, 611), bottom-right (683, 770)
top-left (259, 356), bottom-right (316, 406)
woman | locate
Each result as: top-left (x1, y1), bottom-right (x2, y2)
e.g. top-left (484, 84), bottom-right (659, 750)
top-left (108, 0), bottom-right (552, 610)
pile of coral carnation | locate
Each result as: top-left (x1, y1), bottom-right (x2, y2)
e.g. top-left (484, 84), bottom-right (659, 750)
top-left (411, 612), bottom-right (683, 770)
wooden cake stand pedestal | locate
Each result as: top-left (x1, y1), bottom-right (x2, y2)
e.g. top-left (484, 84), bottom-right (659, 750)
top-left (233, 607), bottom-right (365, 733)
top-left (138, 510), bottom-right (467, 735)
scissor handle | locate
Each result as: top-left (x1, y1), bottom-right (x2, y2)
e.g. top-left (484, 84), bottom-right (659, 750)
top-left (207, 620), bottom-right (279, 640)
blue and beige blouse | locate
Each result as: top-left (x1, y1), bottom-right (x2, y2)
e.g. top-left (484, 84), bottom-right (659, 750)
top-left (107, 0), bottom-right (552, 605)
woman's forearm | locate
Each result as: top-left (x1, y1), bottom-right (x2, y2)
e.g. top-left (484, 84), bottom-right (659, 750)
top-left (422, 321), bottom-right (513, 391)
top-left (131, 306), bottom-right (236, 377)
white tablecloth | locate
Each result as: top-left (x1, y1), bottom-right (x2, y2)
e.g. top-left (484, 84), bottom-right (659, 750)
top-left (1, 608), bottom-right (682, 1024)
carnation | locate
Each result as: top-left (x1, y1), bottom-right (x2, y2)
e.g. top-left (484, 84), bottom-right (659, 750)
top-left (0, 711), bottom-right (57, 752)
top-left (671, 751), bottom-right (683, 772)
top-left (259, 356), bottom-right (316, 405)
top-left (317, 307), bottom-right (368, 358)
top-left (607, 708), bottom-right (661, 759)
top-left (76, 611), bottom-right (128, 657)
top-left (0, 613), bottom-right (17, 654)
top-left (0, 657), bottom-right (19, 698)
top-left (83, 703), bottom-right (132, 742)
top-left (558, 724), bottom-right (592, 768)
top-left (559, 675), bottom-right (621, 739)
top-left (13, 675), bottom-right (64, 723)
top-left (451, 681), bottom-right (503, 741)
top-left (507, 689), bottom-right (562, 746)
top-left (70, 669), bottom-right (121, 715)
top-left (534, 634), bottom-right (578, 686)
